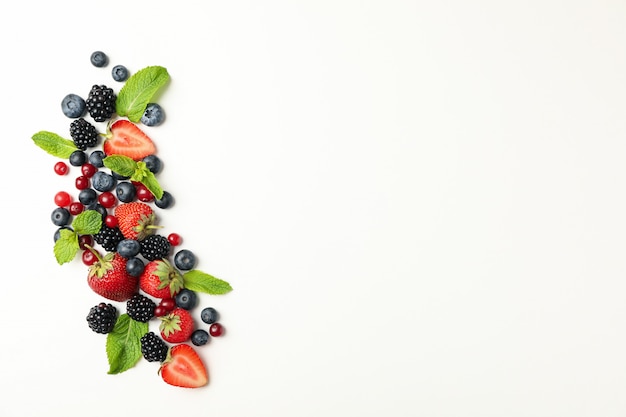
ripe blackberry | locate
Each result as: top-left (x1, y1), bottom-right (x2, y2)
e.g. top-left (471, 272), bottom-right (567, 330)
top-left (127, 293), bottom-right (156, 322)
top-left (86, 302), bottom-right (117, 334)
top-left (140, 331), bottom-right (168, 362)
top-left (140, 235), bottom-right (171, 261)
top-left (85, 84), bottom-right (116, 122)
top-left (94, 224), bottom-right (125, 252)
top-left (70, 118), bottom-right (99, 150)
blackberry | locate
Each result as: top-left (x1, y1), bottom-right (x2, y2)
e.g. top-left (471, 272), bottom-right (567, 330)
top-left (86, 303), bottom-right (117, 334)
top-left (94, 224), bottom-right (125, 252)
top-left (69, 118), bottom-right (99, 150)
top-left (126, 293), bottom-right (156, 322)
top-left (140, 235), bottom-right (171, 261)
top-left (85, 84), bottom-right (116, 122)
top-left (140, 332), bottom-right (168, 362)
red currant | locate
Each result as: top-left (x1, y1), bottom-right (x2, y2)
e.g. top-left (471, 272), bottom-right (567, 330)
top-left (159, 298), bottom-right (176, 312)
top-left (69, 202), bottom-right (84, 215)
top-left (104, 215), bottom-right (118, 228)
top-left (54, 161), bottom-right (68, 175)
top-left (75, 175), bottom-right (90, 190)
top-left (81, 163), bottom-right (98, 178)
top-left (78, 235), bottom-right (93, 250)
top-left (136, 184), bottom-right (154, 202)
top-left (82, 249), bottom-right (98, 266)
top-left (167, 233), bottom-right (182, 246)
top-left (54, 191), bottom-right (71, 207)
top-left (209, 323), bottom-right (224, 337)
top-left (99, 191), bottom-right (117, 208)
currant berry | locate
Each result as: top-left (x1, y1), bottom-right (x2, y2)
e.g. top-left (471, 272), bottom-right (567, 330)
top-left (81, 163), bottom-right (98, 178)
top-left (78, 235), bottom-right (93, 250)
top-left (99, 191), bottom-right (117, 208)
top-left (75, 175), bottom-right (90, 190)
top-left (135, 183), bottom-right (154, 202)
top-left (168, 233), bottom-right (182, 246)
top-left (159, 298), bottom-right (176, 312)
top-left (209, 323), bottom-right (224, 337)
top-left (54, 191), bottom-right (71, 207)
top-left (104, 215), bottom-right (118, 228)
top-left (154, 306), bottom-right (168, 317)
top-left (69, 202), bottom-right (84, 215)
top-left (54, 161), bottom-right (68, 175)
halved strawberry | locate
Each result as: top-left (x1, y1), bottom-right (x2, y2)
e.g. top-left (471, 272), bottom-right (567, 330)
top-left (104, 119), bottom-right (156, 161)
top-left (160, 344), bottom-right (208, 388)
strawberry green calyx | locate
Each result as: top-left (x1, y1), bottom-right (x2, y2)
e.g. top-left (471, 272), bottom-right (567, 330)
top-left (154, 259), bottom-right (185, 297)
top-left (88, 251), bottom-right (116, 279)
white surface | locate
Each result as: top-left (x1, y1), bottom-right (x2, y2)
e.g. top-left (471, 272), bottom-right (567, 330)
top-left (3, 1), bottom-right (626, 415)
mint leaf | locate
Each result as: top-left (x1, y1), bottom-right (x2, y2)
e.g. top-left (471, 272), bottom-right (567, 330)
top-left (183, 270), bottom-right (233, 295)
top-left (53, 228), bottom-right (79, 265)
top-left (106, 314), bottom-right (148, 375)
top-left (131, 168), bottom-right (163, 200)
top-left (103, 154), bottom-right (138, 177)
top-left (116, 66), bottom-right (170, 122)
top-left (72, 210), bottom-right (103, 235)
top-left (32, 131), bottom-right (78, 158)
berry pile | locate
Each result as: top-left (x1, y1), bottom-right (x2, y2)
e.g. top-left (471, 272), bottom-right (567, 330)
top-left (33, 51), bottom-right (232, 389)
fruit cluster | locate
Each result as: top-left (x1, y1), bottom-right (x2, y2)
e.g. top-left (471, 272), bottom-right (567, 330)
top-left (34, 51), bottom-right (232, 389)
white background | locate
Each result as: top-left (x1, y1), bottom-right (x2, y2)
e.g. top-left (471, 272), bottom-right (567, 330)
top-left (2, 1), bottom-right (626, 416)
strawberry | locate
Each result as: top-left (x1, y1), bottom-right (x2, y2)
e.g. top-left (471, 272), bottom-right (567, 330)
top-left (160, 307), bottom-right (194, 343)
top-left (140, 259), bottom-right (184, 299)
top-left (87, 251), bottom-right (139, 301)
top-left (160, 344), bottom-right (208, 388)
top-left (103, 119), bottom-right (156, 161)
top-left (114, 201), bottom-right (158, 240)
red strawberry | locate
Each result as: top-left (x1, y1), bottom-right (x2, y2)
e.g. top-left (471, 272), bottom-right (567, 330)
top-left (87, 251), bottom-right (138, 301)
top-left (160, 307), bottom-right (194, 343)
top-left (140, 259), bottom-right (184, 299)
top-left (103, 119), bottom-right (156, 161)
top-left (114, 201), bottom-right (158, 240)
top-left (160, 344), bottom-right (208, 388)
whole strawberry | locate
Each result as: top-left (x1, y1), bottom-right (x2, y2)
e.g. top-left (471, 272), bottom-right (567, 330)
top-left (140, 258), bottom-right (184, 299)
top-left (115, 201), bottom-right (158, 240)
top-left (160, 307), bottom-right (194, 343)
top-left (87, 251), bottom-right (138, 301)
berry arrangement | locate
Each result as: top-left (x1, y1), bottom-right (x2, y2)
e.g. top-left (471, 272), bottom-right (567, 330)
top-left (32, 51), bottom-right (232, 389)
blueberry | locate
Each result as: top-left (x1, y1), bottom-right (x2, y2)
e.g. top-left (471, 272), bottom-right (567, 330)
top-left (155, 191), bottom-right (174, 209)
top-left (51, 207), bottom-right (71, 226)
top-left (142, 154), bottom-right (162, 174)
top-left (54, 226), bottom-right (73, 242)
top-left (174, 249), bottom-right (196, 270)
top-left (191, 329), bottom-right (210, 346)
top-left (126, 257), bottom-right (145, 277)
top-left (141, 103), bottom-right (165, 126)
top-left (61, 94), bottom-right (86, 118)
top-left (111, 65), bottom-right (129, 82)
top-left (69, 150), bottom-right (87, 166)
top-left (111, 170), bottom-right (130, 180)
top-left (117, 239), bottom-right (141, 258)
top-left (92, 171), bottom-right (116, 192)
top-left (90, 51), bottom-right (108, 67)
top-left (89, 150), bottom-right (106, 168)
top-left (116, 182), bottom-right (136, 203)
top-left (200, 307), bottom-right (219, 324)
top-left (78, 188), bottom-right (97, 205)
top-left (175, 289), bottom-right (197, 310)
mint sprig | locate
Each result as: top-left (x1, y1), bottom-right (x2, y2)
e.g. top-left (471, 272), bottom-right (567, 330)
top-left (32, 131), bottom-right (78, 158)
top-left (183, 270), bottom-right (233, 295)
top-left (106, 314), bottom-right (149, 374)
top-left (53, 210), bottom-right (103, 264)
top-left (103, 154), bottom-right (164, 199)
top-left (116, 66), bottom-right (170, 123)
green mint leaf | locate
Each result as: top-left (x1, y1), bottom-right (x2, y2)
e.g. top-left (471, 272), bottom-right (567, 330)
top-left (106, 314), bottom-right (149, 375)
top-left (32, 131), bottom-right (78, 158)
top-left (183, 270), bottom-right (233, 295)
top-left (72, 210), bottom-right (103, 235)
top-left (116, 66), bottom-right (170, 122)
top-left (103, 154), bottom-right (138, 177)
top-left (53, 228), bottom-right (79, 265)
top-left (129, 161), bottom-right (163, 200)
